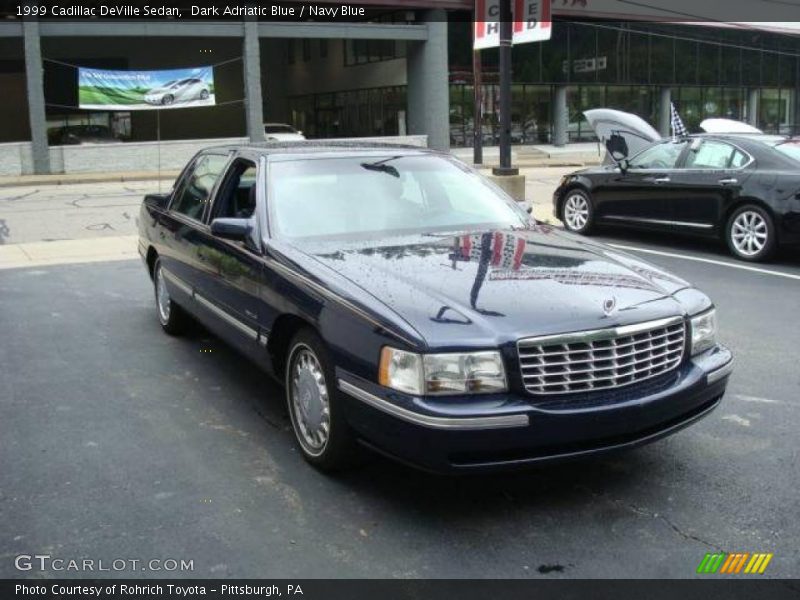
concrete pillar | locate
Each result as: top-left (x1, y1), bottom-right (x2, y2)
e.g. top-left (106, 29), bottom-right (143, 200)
top-left (747, 88), bottom-right (759, 128)
top-left (407, 9), bottom-right (449, 152)
top-left (658, 87), bottom-right (671, 138)
top-left (23, 19), bottom-right (51, 174)
top-left (243, 19), bottom-right (265, 143)
top-left (553, 85), bottom-right (568, 147)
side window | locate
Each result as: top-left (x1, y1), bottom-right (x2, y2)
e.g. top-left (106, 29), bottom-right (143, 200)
top-left (171, 154), bottom-right (229, 221)
top-left (211, 159), bottom-right (259, 220)
top-left (629, 141), bottom-right (687, 169)
top-left (730, 149), bottom-right (750, 168)
top-left (685, 141), bottom-right (736, 169)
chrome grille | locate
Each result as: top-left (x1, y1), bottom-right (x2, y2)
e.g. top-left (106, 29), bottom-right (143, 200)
top-left (518, 317), bottom-right (685, 395)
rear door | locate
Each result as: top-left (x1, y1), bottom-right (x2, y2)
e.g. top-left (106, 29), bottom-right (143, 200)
top-left (160, 152), bottom-right (231, 295)
top-left (668, 139), bottom-right (752, 233)
top-left (592, 140), bottom-right (688, 228)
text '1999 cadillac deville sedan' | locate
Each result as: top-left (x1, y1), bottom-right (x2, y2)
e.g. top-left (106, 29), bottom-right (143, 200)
top-left (138, 143), bottom-right (734, 473)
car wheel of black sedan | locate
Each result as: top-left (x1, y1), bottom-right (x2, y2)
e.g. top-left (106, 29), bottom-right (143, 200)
top-left (725, 205), bottom-right (776, 262)
top-left (153, 258), bottom-right (189, 335)
top-left (286, 329), bottom-right (358, 471)
top-left (562, 189), bottom-right (594, 234)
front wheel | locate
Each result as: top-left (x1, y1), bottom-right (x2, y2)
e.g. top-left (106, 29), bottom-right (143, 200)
top-left (561, 189), bottom-right (594, 234)
top-left (161, 94), bottom-right (174, 106)
top-left (725, 205), bottom-right (776, 262)
top-left (285, 329), bottom-right (358, 471)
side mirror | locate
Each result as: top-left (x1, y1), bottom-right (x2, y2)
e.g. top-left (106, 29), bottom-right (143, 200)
top-left (618, 158), bottom-right (630, 174)
top-left (210, 218), bottom-right (251, 241)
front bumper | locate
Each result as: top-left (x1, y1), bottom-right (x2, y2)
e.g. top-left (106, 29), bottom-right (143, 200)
top-left (338, 344), bottom-right (732, 473)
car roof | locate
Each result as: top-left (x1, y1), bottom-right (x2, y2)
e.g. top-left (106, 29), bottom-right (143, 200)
top-left (203, 141), bottom-right (436, 160)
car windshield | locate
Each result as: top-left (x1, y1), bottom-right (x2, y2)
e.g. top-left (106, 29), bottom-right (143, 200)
top-left (773, 141), bottom-right (800, 163)
top-left (269, 155), bottom-right (528, 240)
top-left (265, 125), bottom-right (297, 134)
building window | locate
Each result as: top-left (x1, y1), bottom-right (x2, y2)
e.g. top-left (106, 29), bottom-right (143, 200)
top-left (319, 39), bottom-right (328, 59)
top-left (287, 40), bottom-right (295, 65)
top-left (302, 39), bottom-right (311, 62)
top-left (344, 39), bottom-right (404, 66)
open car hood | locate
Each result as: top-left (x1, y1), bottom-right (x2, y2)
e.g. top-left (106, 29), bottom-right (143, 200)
top-left (700, 118), bottom-right (762, 134)
top-left (583, 108), bottom-right (661, 163)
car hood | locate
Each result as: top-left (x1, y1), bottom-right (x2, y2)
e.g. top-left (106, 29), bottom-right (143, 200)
top-left (583, 108), bottom-right (662, 163)
top-left (146, 88), bottom-right (171, 95)
top-left (266, 133), bottom-right (306, 141)
top-left (291, 225), bottom-right (697, 348)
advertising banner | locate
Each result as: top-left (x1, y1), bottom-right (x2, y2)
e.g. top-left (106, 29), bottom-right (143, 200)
top-left (78, 66), bottom-right (215, 110)
top-left (473, 0), bottom-right (551, 50)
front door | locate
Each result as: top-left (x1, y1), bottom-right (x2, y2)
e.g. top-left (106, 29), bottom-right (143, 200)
top-left (194, 156), bottom-right (266, 352)
top-left (593, 140), bottom-right (689, 228)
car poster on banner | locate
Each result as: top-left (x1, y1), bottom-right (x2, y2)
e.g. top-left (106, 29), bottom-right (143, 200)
top-left (474, 0), bottom-right (551, 50)
top-left (78, 66), bottom-right (215, 110)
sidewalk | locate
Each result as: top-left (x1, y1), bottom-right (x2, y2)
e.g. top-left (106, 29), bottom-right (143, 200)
top-left (0, 170), bottom-right (180, 188)
top-left (0, 236), bottom-right (140, 270)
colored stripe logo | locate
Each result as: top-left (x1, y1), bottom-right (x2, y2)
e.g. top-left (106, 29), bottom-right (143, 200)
top-left (697, 552), bottom-right (773, 574)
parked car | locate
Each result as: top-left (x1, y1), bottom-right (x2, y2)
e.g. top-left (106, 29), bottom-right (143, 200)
top-left (263, 123), bottom-right (305, 142)
top-left (48, 125), bottom-right (122, 145)
top-left (138, 143), bottom-right (732, 473)
top-left (555, 110), bottom-right (800, 261)
top-left (144, 78), bottom-right (210, 106)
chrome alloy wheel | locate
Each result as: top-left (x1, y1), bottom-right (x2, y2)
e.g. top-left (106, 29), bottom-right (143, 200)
top-left (155, 266), bottom-right (171, 325)
top-left (290, 346), bottom-right (331, 456)
top-left (731, 210), bottom-right (768, 257)
top-left (564, 193), bottom-right (590, 231)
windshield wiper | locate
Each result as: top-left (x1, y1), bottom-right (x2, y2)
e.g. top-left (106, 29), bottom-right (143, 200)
top-left (360, 156), bottom-right (401, 178)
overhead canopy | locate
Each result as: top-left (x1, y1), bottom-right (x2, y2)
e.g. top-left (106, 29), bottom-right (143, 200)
top-left (583, 108), bottom-right (661, 162)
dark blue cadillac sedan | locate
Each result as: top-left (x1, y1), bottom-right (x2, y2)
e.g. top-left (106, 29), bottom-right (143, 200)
top-left (138, 142), bottom-right (733, 473)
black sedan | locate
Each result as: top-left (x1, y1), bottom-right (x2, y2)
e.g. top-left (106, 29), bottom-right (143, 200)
top-left (553, 134), bottom-right (800, 262)
top-left (138, 142), bottom-right (733, 473)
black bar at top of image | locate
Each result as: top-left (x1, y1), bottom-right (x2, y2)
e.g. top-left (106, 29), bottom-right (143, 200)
top-left (4, 0), bottom-right (800, 22)
top-left (3, 580), bottom-right (800, 600)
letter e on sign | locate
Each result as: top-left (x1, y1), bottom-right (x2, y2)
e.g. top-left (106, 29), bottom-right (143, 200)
top-left (512, 0), bottom-right (551, 44)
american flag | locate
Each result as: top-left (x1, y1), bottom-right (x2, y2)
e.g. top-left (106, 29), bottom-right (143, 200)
top-left (671, 102), bottom-right (688, 137)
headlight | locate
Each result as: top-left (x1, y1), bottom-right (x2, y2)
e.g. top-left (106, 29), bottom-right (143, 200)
top-left (379, 347), bottom-right (507, 396)
top-left (690, 309), bottom-right (717, 356)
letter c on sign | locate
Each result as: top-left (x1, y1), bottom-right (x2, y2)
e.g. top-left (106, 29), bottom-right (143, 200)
top-left (15, 555), bottom-right (32, 570)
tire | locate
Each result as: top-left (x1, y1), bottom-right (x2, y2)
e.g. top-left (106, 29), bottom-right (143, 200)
top-left (153, 258), bottom-right (189, 335)
top-left (199, 89), bottom-right (209, 100)
top-left (161, 94), bottom-right (174, 106)
top-left (725, 204), bottom-right (776, 262)
top-left (561, 188), bottom-right (594, 235)
top-left (285, 328), bottom-right (358, 471)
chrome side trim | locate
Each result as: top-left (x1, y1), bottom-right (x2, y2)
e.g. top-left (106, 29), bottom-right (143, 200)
top-left (604, 216), bottom-right (714, 230)
top-left (195, 294), bottom-right (259, 342)
top-left (161, 267), bottom-right (193, 297)
top-left (264, 257), bottom-right (420, 348)
top-left (337, 380), bottom-right (530, 430)
top-left (707, 360), bottom-right (734, 384)
top-left (518, 316), bottom-right (684, 347)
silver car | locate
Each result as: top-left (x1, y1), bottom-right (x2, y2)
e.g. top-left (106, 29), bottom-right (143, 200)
top-left (144, 78), bottom-right (210, 106)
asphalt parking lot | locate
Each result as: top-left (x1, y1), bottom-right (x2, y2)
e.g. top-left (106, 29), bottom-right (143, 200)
top-left (1, 178), bottom-right (798, 579)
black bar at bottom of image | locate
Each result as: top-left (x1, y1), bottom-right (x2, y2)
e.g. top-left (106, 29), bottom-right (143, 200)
top-left (3, 579), bottom-right (800, 600)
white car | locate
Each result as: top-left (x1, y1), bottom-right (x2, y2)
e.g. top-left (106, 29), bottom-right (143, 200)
top-left (264, 123), bottom-right (306, 141)
top-left (143, 78), bottom-right (210, 106)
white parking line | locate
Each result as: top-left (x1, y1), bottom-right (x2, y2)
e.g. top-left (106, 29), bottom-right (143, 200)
top-left (607, 243), bottom-right (800, 282)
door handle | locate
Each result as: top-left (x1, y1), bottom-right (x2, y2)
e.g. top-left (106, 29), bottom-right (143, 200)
top-left (653, 177), bottom-right (670, 184)
top-left (718, 178), bottom-right (738, 185)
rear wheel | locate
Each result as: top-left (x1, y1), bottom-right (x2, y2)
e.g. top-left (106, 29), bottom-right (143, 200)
top-left (285, 329), bottom-right (358, 471)
top-left (562, 189), bottom-right (594, 234)
top-left (725, 205), bottom-right (776, 262)
top-left (153, 258), bottom-right (189, 335)
top-left (199, 89), bottom-right (209, 100)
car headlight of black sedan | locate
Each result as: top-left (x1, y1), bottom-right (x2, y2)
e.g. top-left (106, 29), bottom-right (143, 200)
top-left (689, 308), bottom-right (717, 356)
top-left (379, 347), bottom-right (508, 395)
